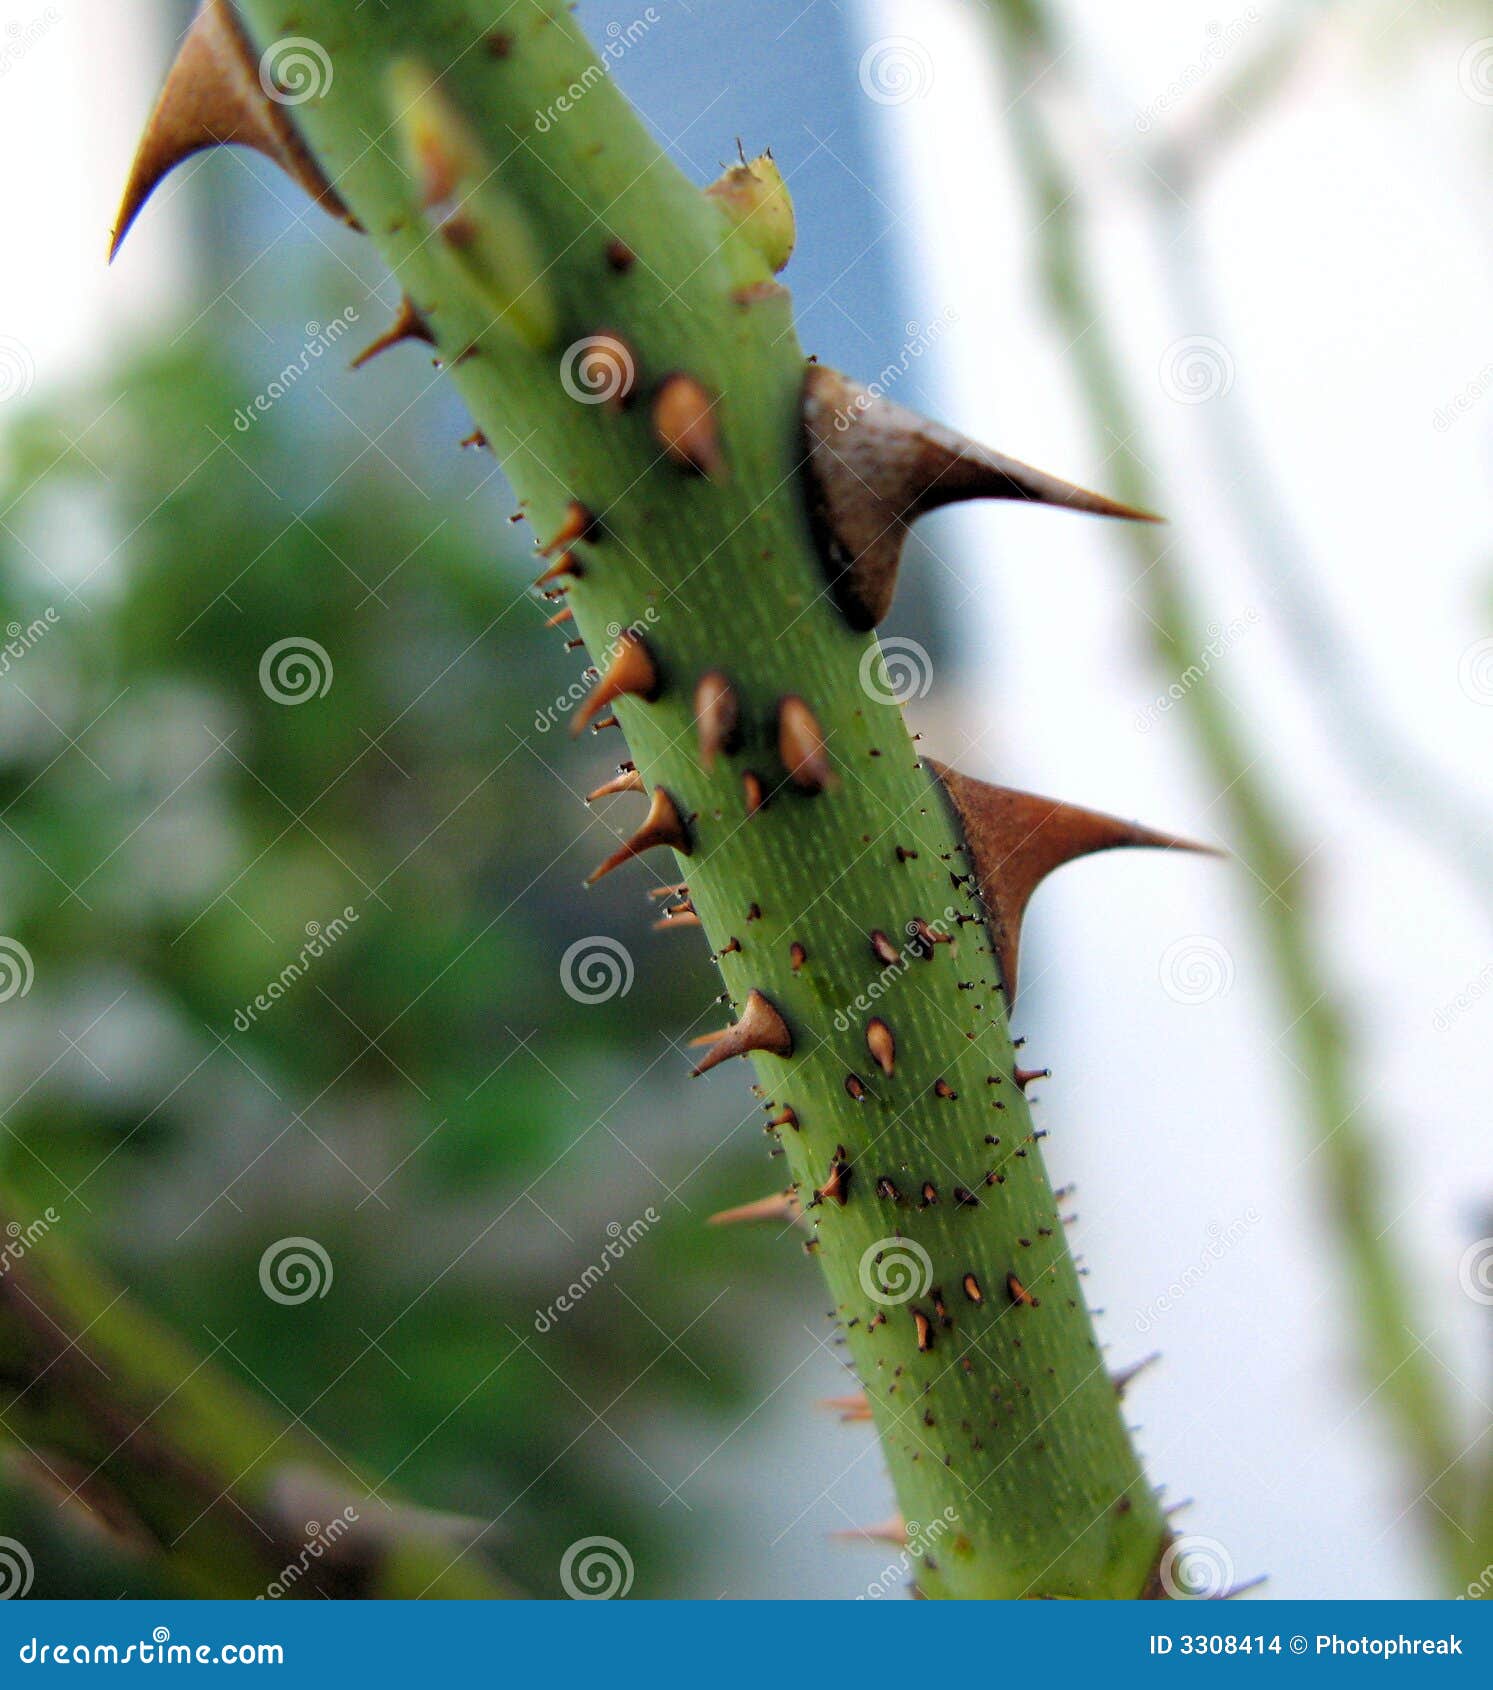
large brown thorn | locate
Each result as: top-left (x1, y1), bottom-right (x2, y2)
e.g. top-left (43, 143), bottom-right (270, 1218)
top-left (586, 787), bottom-right (690, 885)
top-left (690, 990), bottom-right (793, 1077)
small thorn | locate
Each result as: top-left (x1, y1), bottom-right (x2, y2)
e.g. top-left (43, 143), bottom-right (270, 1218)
top-left (1015, 1067), bottom-right (1050, 1091)
top-left (573, 630), bottom-right (661, 737)
top-left (709, 1191), bottom-right (799, 1228)
top-left (766, 1106), bottom-right (799, 1132)
top-left (534, 552), bottom-right (582, 589)
top-left (605, 238), bottom-right (636, 274)
top-left (586, 769), bottom-right (646, 802)
top-left (818, 1393), bottom-right (873, 1423)
top-left (690, 990), bottom-right (794, 1076)
top-left (742, 771), bottom-right (766, 816)
top-left (962, 1273), bottom-right (984, 1305)
top-left (865, 1018), bottom-right (895, 1078)
top-left (789, 942), bottom-right (807, 974)
top-left (543, 606), bottom-right (575, 628)
top-left (647, 882), bottom-right (689, 902)
top-left (832, 1515), bottom-right (906, 1547)
top-left (816, 1149), bottom-right (852, 1207)
top-left (1006, 1274), bottom-right (1038, 1309)
top-left (653, 374), bottom-right (727, 479)
top-left (844, 1073), bottom-right (867, 1103)
top-left (869, 930), bottom-right (901, 967)
top-left (111, 0), bottom-right (354, 261)
top-left (653, 912), bottom-right (703, 932)
top-left (778, 696), bottom-right (833, 793)
top-left (693, 670), bottom-right (740, 771)
top-left (351, 295), bottom-right (435, 369)
top-left (934, 1079), bottom-right (957, 1100)
top-left (540, 501), bottom-right (600, 557)
top-left (587, 787), bottom-right (691, 884)
top-left (1113, 1354), bottom-right (1162, 1398)
top-left (913, 1310), bottom-right (935, 1353)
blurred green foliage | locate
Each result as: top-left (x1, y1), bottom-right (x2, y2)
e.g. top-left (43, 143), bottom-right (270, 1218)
top-left (0, 330), bottom-right (804, 1596)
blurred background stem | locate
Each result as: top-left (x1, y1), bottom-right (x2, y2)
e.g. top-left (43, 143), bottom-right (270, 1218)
top-left (979, 0), bottom-right (1482, 1588)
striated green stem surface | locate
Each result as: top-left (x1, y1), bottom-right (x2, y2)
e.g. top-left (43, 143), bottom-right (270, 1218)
top-left (216, 0), bottom-right (1170, 1596)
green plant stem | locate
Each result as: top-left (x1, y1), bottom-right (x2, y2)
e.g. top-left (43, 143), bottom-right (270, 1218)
top-left (0, 1195), bottom-right (514, 1597)
top-left (221, 0), bottom-right (1171, 1596)
top-left (982, 0), bottom-right (1472, 1586)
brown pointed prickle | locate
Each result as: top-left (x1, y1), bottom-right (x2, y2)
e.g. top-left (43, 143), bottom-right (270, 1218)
top-left (111, 0), bottom-right (354, 261)
top-left (832, 1515), bottom-right (906, 1547)
top-left (866, 1018), bottom-right (896, 1078)
top-left (819, 1393), bottom-right (873, 1423)
top-left (1014, 1066), bottom-right (1050, 1091)
top-left (586, 768), bottom-right (646, 802)
top-left (534, 552), bottom-right (581, 589)
top-left (572, 631), bottom-right (661, 736)
top-left (690, 990), bottom-right (793, 1077)
top-left (693, 671), bottom-right (740, 771)
top-left (778, 696), bottom-right (833, 794)
top-left (653, 911), bottom-right (703, 932)
top-left (1113, 1354), bottom-right (1162, 1399)
top-left (653, 374), bottom-right (726, 479)
top-left (587, 787), bottom-right (691, 884)
top-left (544, 606), bottom-right (575, 629)
top-left (928, 759), bottom-right (1221, 1002)
top-left (801, 364), bottom-right (1159, 630)
top-left (962, 1273), bottom-right (984, 1305)
top-left (816, 1149), bottom-right (852, 1207)
top-left (540, 501), bottom-right (601, 557)
top-left (350, 295), bottom-right (435, 369)
top-left (709, 1190), bottom-right (801, 1228)
top-left (742, 771), bottom-right (766, 816)
top-left (869, 930), bottom-right (901, 967)
top-left (1006, 1274), bottom-right (1038, 1309)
